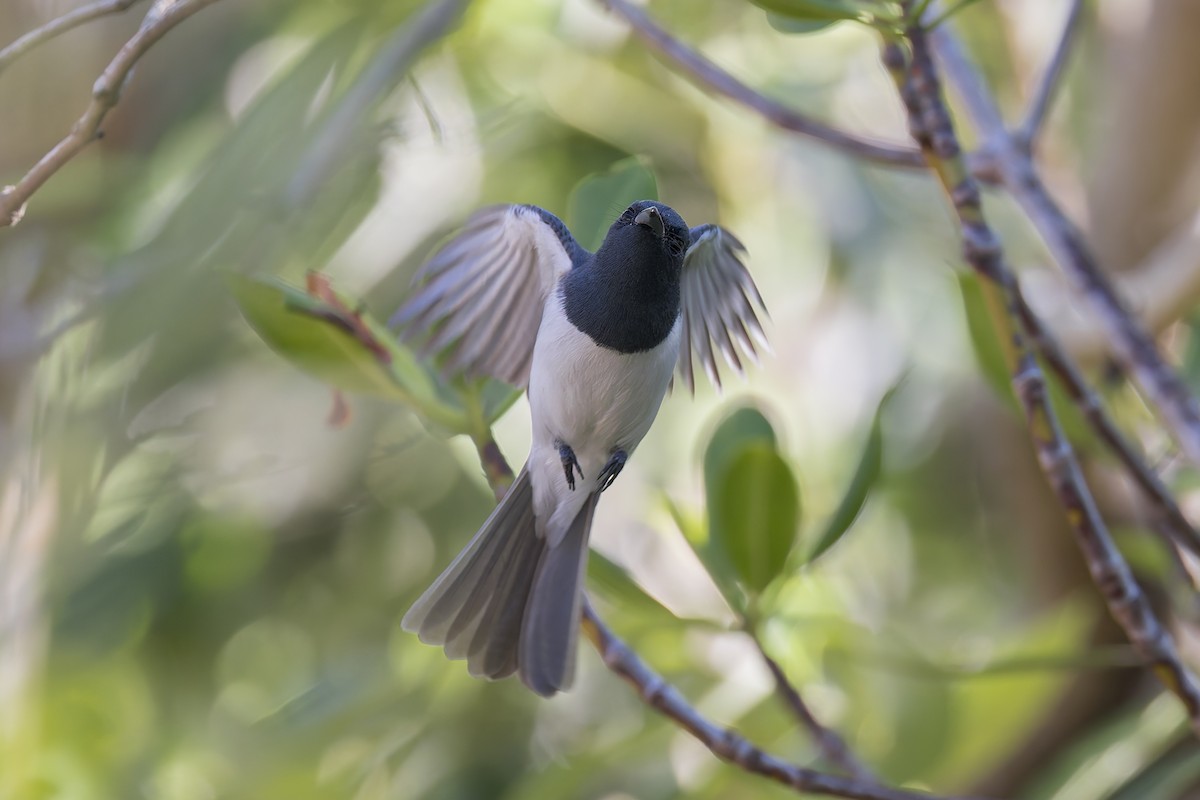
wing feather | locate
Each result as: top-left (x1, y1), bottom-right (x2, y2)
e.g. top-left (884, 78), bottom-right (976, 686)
top-left (676, 224), bottom-right (768, 392)
top-left (390, 205), bottom-right (583, 388)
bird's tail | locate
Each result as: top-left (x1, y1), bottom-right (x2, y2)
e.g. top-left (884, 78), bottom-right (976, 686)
top-left (401, 465), bottom-right (599, 696)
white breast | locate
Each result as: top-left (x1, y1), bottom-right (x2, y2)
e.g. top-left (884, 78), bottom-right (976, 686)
top-left (526, 290), bottom-right (680, 540)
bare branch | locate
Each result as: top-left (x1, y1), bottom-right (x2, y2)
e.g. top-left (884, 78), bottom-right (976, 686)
top-left (581, 601), bottom-right (982, 800)
top-left (0, 0), bottom-right (225, 229)
top-left (752, 635), bottom-right (877, 783)
top-left (596, 0), bottom-right (927, 170)
top-left (1010, 290), bottom-right (1200, 559)
top-left (885, 21), bottom-right (1200, 738)
top-left (0, 0), bottom-right (143, 76)
top-left (467, 429), bottom-right (973, 800)
top-left (1017, 0), bottom-right (1083, 147)
top-left (930, 27), bottom-right (1200, 471)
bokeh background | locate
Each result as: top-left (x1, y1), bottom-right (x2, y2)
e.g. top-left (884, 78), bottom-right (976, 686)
top-left (3, 0), bottom-right (1200, 797)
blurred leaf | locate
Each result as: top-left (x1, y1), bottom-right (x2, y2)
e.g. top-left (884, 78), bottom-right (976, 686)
top-left (588, 552), bottom-right (677, 624)
top-left (710, 443), bottom-right (801, 595)
top-left (1029, 692), bottom-right (1186, 800)
top-left (229, 274), bottom-right (461, 428)
top-left (1184, 314), bottom-right (1200, 395)
top-left (479, 379), bottom-right (523, 423)
top-left (806, 384), bottom-right (898, 563)
top-left (748, 0), bottom-right (899, 25)
top-left (689, 406), bottom-right (781, 610)
top-left (957, 271), bottom-right (1016, 404)
top-left (662, 491), bottom-right (745, 615)
top-left (703, 406), bottom-right (777, 490)
top-left (1107, 745), bottom-right (1200, 800)
top-left (566, 157), bottom-right (658, 251)
top-left (766, 12), bottom-right (839, 33)
top-left (702, 406), bottom-right (799, 599)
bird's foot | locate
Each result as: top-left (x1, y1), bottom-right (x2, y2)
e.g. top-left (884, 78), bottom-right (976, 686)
top-left (558, 440), bottom-right (584, 490)
top-left (597, 450), bottom-right (627, 493)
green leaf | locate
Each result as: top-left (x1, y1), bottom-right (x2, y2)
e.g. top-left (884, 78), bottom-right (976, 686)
top-left (703, 406), bottom-right (776, 492)
top-left (806, 387), bottom-right (896, 563)
top-left (587, 552), bottom-right (676, 624)
top-left (957, 271), bottom-right (1015, 405)
top-left (566, 157), bottom-right (658, 251)
top-left (766, 12), bottom-right (839, 33)
top-left (229, 274), bottom-right (461, 429)
top-left (715, 443), bottom-right (801, 594)
top-left (710, 443), bottom-right (801, 595)
top-left (748, 0), bottom-right (900, 26)
top-left (479, 379), bottom-right (523, 424)
top-left (695, 406), bottom-right (785, 605)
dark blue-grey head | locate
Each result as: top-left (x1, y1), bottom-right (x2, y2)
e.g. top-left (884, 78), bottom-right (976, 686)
top-left (599, 200), bottom-right (690, 268)
top-left (563, 200), bottom-right (690, 354)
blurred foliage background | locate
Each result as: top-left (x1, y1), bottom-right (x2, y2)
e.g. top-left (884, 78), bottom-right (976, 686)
top-left (3, 0), bottom-right (1200, 798)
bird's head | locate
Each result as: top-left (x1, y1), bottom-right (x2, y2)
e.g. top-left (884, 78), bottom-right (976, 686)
top-left (600, 200), bottom-right (690, 269)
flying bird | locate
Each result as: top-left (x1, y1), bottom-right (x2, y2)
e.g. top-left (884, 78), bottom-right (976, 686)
top-left (394, 200), bottom-right (767, 695)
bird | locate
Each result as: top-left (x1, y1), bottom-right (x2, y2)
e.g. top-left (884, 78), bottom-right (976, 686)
top-left (393, 200), bottom-right (767, 696)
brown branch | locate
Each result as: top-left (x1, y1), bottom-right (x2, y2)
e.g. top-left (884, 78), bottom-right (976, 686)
top-left (751, 635), bottom-right (876, 782)
top-left (930, 27), bottom-right (1200, 471)
top-left (0, 0), bottom-right (144, 75)
top-left (1016, 0), bottom-right (1083, 147)
top-left (581, 601), bottom-right (981, 800)
top-left (1010, 292), bottom-right (1200, 558)
top-left (596, 0), bottom-right (926, 170)
top-left (886, 21), bottom-right (1200, 738)
top-left (468, 429), bottom-right (972, 799)
top-left (0, 0), bottom-right (225, 229)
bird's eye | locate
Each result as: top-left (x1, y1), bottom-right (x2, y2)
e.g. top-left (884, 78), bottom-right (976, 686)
top-left (620, 206), bottom-right (636, 222)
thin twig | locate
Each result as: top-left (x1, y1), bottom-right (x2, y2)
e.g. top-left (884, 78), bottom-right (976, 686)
top-left (0, 0), bottom-right (144, 75)
top-left (468, 429), bottom-right (971, 799)
top-left (886, 20), bottom-right (1200, 738)
top-left (752, 636), bottom-right (877, 782)
top-left (0, 0), bottom-right (225, 229)
top-left (596, 0), bottom-right (926, 170)
top-left (931, 27), bottom-right (1200, 471)
top-left (581, 601), bottom-right (982, 800)
top-left (1010, 292), bottom-right (1200, 558)
top-left (1017, 0), bottom-right (1083, 147)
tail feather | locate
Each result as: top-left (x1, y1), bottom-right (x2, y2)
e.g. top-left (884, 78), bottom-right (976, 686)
top-left (401, 463), bottom-right (598, 695)
top-left (402, 467), bottom-right (538, 652)
top-left (519, 492), bottom-right (599, 696)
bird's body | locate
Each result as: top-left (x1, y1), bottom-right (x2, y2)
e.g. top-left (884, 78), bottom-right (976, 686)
top-left (528, 288), bottom-right (681, 539)
top-left (395, 200), bottom-right (765, 695)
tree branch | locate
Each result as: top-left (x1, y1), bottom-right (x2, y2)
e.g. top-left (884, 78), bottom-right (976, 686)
top-left (886, 21), bottom-right (1200, 738)
top-left (581, 600), bottom-right (981, 800)
top-left (1010, 290), bottom-right (1200, 559)
top-left (0, 0), bottom-right (225, 229)
top-left (466, 428), bottom-right (972, 800)
top-left (930, 26), bottom-right (1200, 471)
top-left (0, 0), bottom-right (144, 76)
top-left (596, 0), bottom-right (927, 170)
top-left (752, 635), bottom-right (877, 782)
top-left (1016, 0), bottom-right (1083, 147)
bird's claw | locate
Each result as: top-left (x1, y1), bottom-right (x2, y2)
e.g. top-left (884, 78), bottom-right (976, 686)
top-left (558, 441), bottom-right (584, 490)
top-left (597, 450), bottom-right (627, 493)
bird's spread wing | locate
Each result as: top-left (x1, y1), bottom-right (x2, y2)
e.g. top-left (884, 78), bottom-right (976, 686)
top-left (677, 224), bottom-right (769, 393)
top-left (389, 205), bottom-right (586, 388)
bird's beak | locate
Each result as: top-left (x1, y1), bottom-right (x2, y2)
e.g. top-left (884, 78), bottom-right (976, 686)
top-left (634, 206), bottom-right (664, 237)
